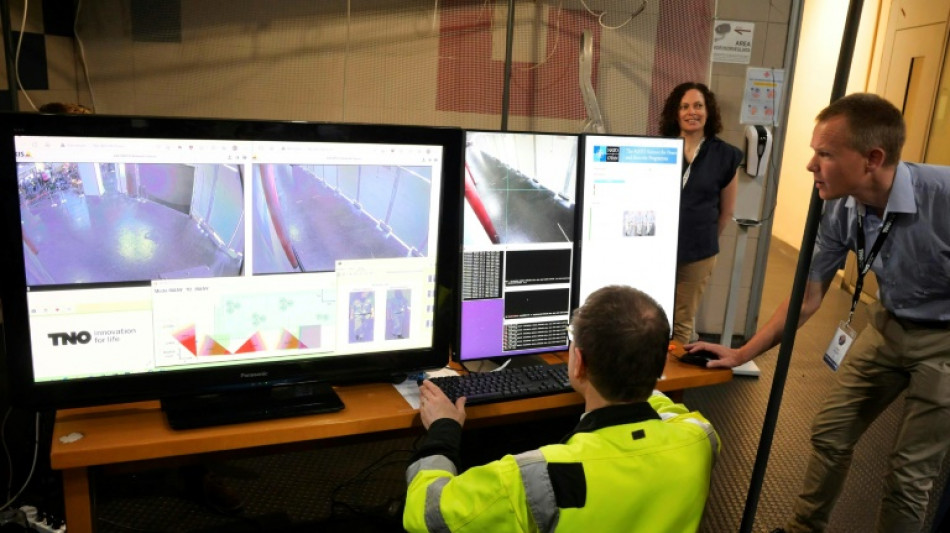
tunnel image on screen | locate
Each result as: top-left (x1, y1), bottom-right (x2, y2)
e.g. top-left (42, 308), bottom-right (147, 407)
top-left (18, 161), bottom-right (245, 285)
top-left (459, 131), bottom-right (578, 361)
top-left (463, 132), bottom-right (575, 245)
top-left (252, 163), bottom-right (433, 274)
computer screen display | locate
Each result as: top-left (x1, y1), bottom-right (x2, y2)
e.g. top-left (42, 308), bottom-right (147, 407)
top-left (457, 131), bottom-right (578, 362)
top-left (0, 114), bottom-right (461, 410)
top-left (576, 135), bottom-right (683, 330)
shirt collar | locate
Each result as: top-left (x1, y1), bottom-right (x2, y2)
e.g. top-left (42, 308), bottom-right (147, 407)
top-left (562, 402), bottom-right (660, 441)
top-left (845, 162), bottom-right (916, 217)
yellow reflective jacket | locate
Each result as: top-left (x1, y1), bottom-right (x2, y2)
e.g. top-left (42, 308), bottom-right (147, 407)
top-left (405, 392), bottom-right (719, 532)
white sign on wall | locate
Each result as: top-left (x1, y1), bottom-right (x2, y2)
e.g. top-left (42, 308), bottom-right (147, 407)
top-left (712, 20), bottom-right (754, 64)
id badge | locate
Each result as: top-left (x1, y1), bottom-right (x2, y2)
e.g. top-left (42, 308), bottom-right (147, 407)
top-left (823, 320), bottom-right (856, 371)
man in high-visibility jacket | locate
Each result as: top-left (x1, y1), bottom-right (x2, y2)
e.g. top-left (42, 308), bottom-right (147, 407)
top-left (405, 285), bottom-right (720, 532)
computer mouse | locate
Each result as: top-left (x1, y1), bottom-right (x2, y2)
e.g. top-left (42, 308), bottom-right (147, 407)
top-left (678, 349), bottom-right (719, 368)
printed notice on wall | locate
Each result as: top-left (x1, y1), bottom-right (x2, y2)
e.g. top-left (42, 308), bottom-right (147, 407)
top-left (712, 20), bottom-right (754, 64)
top-left (741, 68), bottom-right (785, 126)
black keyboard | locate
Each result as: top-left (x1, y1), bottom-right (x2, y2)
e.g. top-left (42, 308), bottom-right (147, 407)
top-left (428, 363), bottom-right (574, 406)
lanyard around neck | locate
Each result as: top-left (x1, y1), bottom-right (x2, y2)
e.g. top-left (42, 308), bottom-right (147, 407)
top-left (849, 210), bottom-right (896, 324)
top-left (681, 137), bottom-right (705, 189)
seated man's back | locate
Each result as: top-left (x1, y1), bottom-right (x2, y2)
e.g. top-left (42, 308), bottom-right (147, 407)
top-left (405, 285), bottom-right (720, 532)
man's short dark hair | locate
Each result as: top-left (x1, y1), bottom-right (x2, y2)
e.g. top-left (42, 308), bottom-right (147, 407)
top-left (816, 93), bottom-right (905, 166)
top-left (658, 82), bottom-right (724, 138)
top-left (571, 285), bottom-right (669, 402)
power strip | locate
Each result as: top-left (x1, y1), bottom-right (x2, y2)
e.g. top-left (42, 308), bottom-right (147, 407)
top-left (19, 506), bottom-right (66, 533)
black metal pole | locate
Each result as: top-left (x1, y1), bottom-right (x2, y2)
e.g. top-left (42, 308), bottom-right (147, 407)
top-left (2, 0), bottom-right (20, 111)
top-left (738, 0), bottom-right (866, 531)
top-left (500, 0), bottom-right (515, 132)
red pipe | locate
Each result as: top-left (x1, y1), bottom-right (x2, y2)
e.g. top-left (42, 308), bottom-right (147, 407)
top-left (259, 164), bottom-right (299, 270)
top-left (464, 162), bottom-right (500, 244)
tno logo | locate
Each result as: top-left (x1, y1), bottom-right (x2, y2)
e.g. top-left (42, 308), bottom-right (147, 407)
top-left (48, 331), bottom-right (92, 346)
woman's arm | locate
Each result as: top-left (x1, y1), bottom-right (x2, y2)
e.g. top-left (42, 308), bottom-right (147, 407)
top-left (717, 171), bottom-right (739, 235)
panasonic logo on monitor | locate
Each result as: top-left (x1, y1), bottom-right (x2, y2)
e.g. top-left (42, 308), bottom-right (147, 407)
top-left (240, 372), bottom-right (269, 379)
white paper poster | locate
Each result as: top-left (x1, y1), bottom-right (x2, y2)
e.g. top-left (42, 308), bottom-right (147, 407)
top-left (712, 20), bottom-right (754, 64)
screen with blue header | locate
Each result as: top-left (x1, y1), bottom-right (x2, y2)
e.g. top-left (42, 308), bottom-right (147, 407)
top-left (576, 135), bottom-right (683, 331)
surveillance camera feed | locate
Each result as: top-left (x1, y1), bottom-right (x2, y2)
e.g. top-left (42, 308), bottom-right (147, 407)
top-left (458, 131), bottom-right (578, 362)
top-left (14, 134), bottom-right (444, 383)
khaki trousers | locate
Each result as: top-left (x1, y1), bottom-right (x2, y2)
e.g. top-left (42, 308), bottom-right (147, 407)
top-left (672, 255), bottom-right (717, 345)
top-left (786, 302), bottom-right (950, 533)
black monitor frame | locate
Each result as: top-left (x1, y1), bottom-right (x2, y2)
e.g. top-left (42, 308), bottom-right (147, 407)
top-left (0, 113), bottom-right (463, 416)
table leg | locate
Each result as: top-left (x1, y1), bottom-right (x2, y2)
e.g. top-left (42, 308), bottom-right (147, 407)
top-left (62, 467), bottom-right (93, 533)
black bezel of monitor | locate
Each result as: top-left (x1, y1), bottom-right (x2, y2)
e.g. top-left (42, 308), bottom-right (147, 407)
top-left (0, 112), bottom-right (463, 411)
top-left (455, 129), bottom-right (580, 363)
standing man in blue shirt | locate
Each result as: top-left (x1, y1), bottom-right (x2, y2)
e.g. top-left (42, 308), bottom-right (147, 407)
top-left (692, 93), bottom-right (950, 532)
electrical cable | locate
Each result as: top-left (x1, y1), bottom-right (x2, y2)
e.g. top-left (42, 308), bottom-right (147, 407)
top-left (578, 0), bottom-right (646, 31)
top-left (0, 412), bottom-right (40, 512)
top-left (14, 0), bottom-right (39, 111)
top-left (493, 358), bottom-right (511, 371)
top-left (74, 0), bottom-right (97, 112)
top-left (459, 357), bottom-right (511, 373)
top-left (515, 0), bottom-right (562, 72)
top-left (329, 445), bottom-right (417, 521)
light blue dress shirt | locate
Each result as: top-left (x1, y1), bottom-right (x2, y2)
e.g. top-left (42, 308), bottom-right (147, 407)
top-left (808, 161), bottom-right (950, 321)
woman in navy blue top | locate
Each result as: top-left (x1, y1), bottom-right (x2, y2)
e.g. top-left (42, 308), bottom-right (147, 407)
top-left (659, 82), bottom-right (742, 344)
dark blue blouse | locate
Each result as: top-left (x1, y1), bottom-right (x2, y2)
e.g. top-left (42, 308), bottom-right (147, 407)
top-left (678, 136), bottom-right (742, 263)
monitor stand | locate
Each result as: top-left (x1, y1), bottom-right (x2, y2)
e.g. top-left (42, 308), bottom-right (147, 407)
top-left (466, 354), bottom-right (547, 372)
top-left (161, 380), bottom-right (345, 430)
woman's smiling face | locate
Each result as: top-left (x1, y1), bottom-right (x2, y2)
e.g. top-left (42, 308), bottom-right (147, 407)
top-left (678, 89), bottom-right (707, 136)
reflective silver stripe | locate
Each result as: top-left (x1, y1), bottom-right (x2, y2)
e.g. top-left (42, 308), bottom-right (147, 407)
top-left (424, 477), bottom-right (451, 533)
top-left (684, 418), bottom-right (720, 465)
top-left (514, 449), bottom-right (559, 532)
top-left (406, 454), bottom-right (458, 484)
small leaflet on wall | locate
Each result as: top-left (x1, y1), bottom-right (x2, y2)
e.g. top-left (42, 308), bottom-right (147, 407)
top-left (741, 68), bottom-right (785, 126)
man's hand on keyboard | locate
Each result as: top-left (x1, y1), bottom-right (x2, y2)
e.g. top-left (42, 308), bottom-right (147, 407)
top-left (419, 380), bottom-right (467, 430)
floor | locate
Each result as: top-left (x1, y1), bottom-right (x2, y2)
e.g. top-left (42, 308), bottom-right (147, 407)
top-left (688, 241), bottom-right (948, 532)
top-left (20, 188), bottom-right (242, 285)
top-left (14, 240), bottom-right (950, 532)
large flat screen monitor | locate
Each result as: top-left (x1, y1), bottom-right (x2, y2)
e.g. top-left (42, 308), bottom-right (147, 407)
top-left (457, 131), bottom-right (578, 363)
top-left (0, 113), bottom-right (462, 427)
top-left (575, 135), bottom-right (683, 331)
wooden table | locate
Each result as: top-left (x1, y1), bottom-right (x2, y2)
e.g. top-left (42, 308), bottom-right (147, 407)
top-left (51, 350), bottom-right (729, 532)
